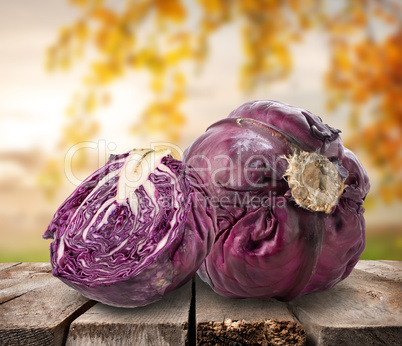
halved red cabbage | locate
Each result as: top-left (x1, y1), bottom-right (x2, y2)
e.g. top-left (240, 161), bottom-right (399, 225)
top-left (183, 100), bottom-right (370, 300)
top-left (43, 148), bottom-right (215, 307)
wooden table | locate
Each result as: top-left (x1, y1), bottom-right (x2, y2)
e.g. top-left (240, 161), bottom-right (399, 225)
top-left (0, 261), bottom-right (401, 345)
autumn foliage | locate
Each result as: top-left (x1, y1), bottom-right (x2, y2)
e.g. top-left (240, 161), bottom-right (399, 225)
top-left (43, 0), bottom-right (402, 204)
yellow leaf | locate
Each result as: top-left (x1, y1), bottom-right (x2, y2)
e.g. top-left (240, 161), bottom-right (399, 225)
top-left (59, 55), bottom-right (71, 70)
top-left (91, 61), bottom-right (121, 84)
top-left (91, 8), bottom-right (117, 25)
top-left (59, 27), bottom-right (71, 46)
top-left (238, 0), bottom-right (261, 13)
top-left (172, 89), bottom-right (186, 103)
top-left (197, 0), bottom-right (226, 14)
top-left (75, 21), bottom-right (89, 42)
top-left (84, 92), bottom-right (97, 113)
top-left (288, 0), bottom-right (299, 12)
top-left (170, 111), bottom-right (185, 125)
top-left (150, 76), bottom-right (164, 93)
top-left (154, 0), bottom-right (186, 23)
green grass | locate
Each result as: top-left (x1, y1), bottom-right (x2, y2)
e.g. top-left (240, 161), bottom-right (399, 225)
top-left (0, 248), bottom-right (50, 263)
top-left (0, 232), bottom-right (400, 263)
top-left (361, 232), bottom-right (402, 261)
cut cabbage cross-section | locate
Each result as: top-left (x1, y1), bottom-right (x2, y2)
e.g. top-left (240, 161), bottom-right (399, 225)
top-left (43, 148), bottom-right (215, 307)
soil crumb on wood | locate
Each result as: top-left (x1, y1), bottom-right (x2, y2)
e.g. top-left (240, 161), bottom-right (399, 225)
top-left (197, 319), bottom-right (306, 345)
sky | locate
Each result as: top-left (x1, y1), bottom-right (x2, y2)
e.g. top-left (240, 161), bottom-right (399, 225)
top-left (0, 0), bottom-right (401, 229)
top-left (0, 1), bottom-right (77, 152)
top-left (0, 0), bottom-right (348, 154)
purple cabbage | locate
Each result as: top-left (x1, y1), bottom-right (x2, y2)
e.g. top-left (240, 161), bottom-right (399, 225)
top-left (183, 100), bottom-right (370, 300)
top-left (43, 149), bottom-right (215, 307)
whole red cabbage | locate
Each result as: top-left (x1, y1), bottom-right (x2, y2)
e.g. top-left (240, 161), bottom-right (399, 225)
top-left (43, 149), bottom-right (215, 307)
top-left (183, 100), bottom-right (369, 300)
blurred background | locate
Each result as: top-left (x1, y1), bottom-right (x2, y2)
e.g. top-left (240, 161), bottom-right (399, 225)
top-left (0, 0), bottom-right (401, 262)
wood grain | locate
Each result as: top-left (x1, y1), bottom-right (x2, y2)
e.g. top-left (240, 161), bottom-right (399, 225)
top-left (0, 263), bottom-right (95, 346)
top-left (0, 262), bottom-right (52, 303)
top-left (0, 263), bottom-right (20, 272)
top-left (66, 280), bottom-right (193, 346)
top-left (1, 261), bottom-right (401, 346)
top-left (355, 259), bottom-right (402, 282)
top-left (289, 262), bottom-right (402, 345)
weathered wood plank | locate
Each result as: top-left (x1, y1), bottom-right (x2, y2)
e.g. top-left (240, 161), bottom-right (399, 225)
top-left (66, 280), bottom-right (193, 346)
top-left (1, 261), bottom-right (401, 345)
top-left (0, 263), bottom-right (95, 346)
top-left (355, 260), bottom-right (402, 282)
top-left (0, 262), bottom-right (53, 303)
top-left (0, 263), bottom-right (20, 272)
top-left (289, 262), bottom-right (402, 346)
top-left (195, 276), bottom-right (306, 345)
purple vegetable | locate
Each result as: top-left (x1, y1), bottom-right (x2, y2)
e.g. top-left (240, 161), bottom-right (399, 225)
top-left (183, 100), bottom-right (369, 300)
top-left (43, 148), bottom-right (215, 307)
